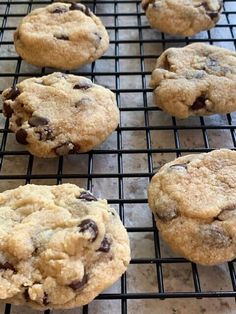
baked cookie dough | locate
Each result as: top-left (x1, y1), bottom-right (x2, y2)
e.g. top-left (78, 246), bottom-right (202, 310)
top-left (150, 43), bottom-right (236, 118)
top-left (14, 2), bottom-right (109, 69)
top-left (148, 149), bottom-right (236, 265)
top-left (2, 72), bottom-right (119, 158)
top-left (142, 0), bottom-right (222, 36)
top-left (0, 183), bottom-right (130, 309)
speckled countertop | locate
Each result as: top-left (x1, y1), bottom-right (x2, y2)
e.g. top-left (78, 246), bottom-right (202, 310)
top-left (0, 0), bottom-right (236, 313)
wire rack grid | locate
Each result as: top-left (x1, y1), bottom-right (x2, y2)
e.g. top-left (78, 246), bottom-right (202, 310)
top-left (0, 0), bottom-right (236, 313)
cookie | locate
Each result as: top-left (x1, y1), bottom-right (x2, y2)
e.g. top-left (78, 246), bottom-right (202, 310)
top-left (150, 43), bottom-right (236, 118)
top-left (14, 2), bottom-right (109, 70)
top-left (148, 149), bottom-right (236, 265)
top-left (142, 0), bottom-right (222, 36)
top-left (0, 183), bottom-right (130, 309)
top-left (2, 72), bottom-right (119, 158)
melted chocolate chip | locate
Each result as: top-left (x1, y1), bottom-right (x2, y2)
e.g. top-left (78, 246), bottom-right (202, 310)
top-left (207, 12), bottom-right (219, 19)
top-left (4, 86), bottom-right (20, 101)
top-left (215, 205), bottom-right (236, 221)
top-left (51, 7), bottom-right (68, 14)
top-left (186, 71), bottom-right (204, 80)
top-left (23, 288), bottom-right (30, 302)
top-left (69, 273), bottom-right (88, 291)
top-left (43, 292), bottom-right (49, 306)
top-left (97, 235), bottom-right (111, 252)
top-left (74, 98), bottom-right (90, 107)
top-left (0, 262), bottom-right (16, 273)
top-left (15, 117), bottom-right (22, 127)
top-left (207, 57), bottom-right (218, 68)
top-left (54, 34), bottom-right (69, 40)
top-left (191, 96), bottom-right (206, 110)
top-left (70, 143), bottom-right (80, 153)
top-left (142, 2), bottom-right (149, 11)
top-left (73, 82), bottom-right (92, 90)
top-left (3, 102), bottom-right (13, 118)
top-left (37, 126), bottom-right (54, 141)
top-left (202, 2), bottom-right (221, 20)
top-left (156, 208), bottom-right (177, 222)
top-left (16, 128), bottom-right (28, 145)
top-left (70, 3), bottom-right (92, 17)
top-left (170, 163), bottom-right (188, 170)
top-left (55, 142), bottom-right (73, 156)
top-left (28, 116), bottom-right (49, 127)
top-left (201, 225), bottom-right (231, 248)
top-left (78, 219), bottom-right (98, 241)
top-left (78, 191), bottom-right (97, 201)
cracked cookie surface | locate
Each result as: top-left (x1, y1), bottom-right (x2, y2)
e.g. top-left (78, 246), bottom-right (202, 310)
top-left (150, 43), bottom-right (236, 118)
top-left (142, 0), bottom-right (222, 36)
top-left (14, 2), bottom-right (109, 69)
top-left (2, 72), bottom-right (119, 158)
top-left (148, 149), bottom-right (236, 265)
top-left (0, 183), bottom-right (130, 309)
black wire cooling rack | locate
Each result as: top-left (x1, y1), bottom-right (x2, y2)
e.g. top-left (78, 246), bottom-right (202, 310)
top-left (0, 0), bottom-right (236, 313)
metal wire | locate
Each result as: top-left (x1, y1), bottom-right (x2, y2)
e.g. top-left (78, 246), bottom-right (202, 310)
top-left (0, 0), bottom-right (236, 313)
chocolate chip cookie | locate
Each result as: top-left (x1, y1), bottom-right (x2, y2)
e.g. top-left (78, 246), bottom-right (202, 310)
top-left (150, 43), bottom-right (236, 118)
top-left (0, 183), bottom-right (130, 309)
top-left (14, 2), bottom-right (109, 69)
top-left (142, 0), bottom-right (222, 36)
top-left (148, 149), bottom-right (236, 265)
top-left (2, 72), bottom-right (119, 158)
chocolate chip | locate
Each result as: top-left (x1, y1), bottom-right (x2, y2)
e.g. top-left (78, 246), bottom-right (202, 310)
top-left (78, 191), bottom-right (97, 201)
top-left (206, 57), bottom-right (218, 68)
top-left (202, 2), bottom-right (221, 20)
top-left (15, 117), bottom-right (22, 127)
top-left (97, 235), bottom-right (111, 252)
top-left (73, 82), bottom-right (92, 90)
top-left (0, 262), bottom-right (16, 273)
top-left (51, 7), bottom-right (68, 14)
top-left (43, 292), bottom-right (49, 306)
top-left (201, 225), bottom-right (231, 248)
top-left (207, 12), bottom-right (219, 19)
top-left (54, 34), bottom-right (69, 40)
top-left (15, 129), bottom-right (28, 145)
top-left (70, 143), bottom-right (80, 153)
top-left (78, 219), bottom-right (98, 241)
top-left (142, 2), bottom-right (149, 11)
top-left (191, 96), bottom-right (206, 110)
top-left (215, 205), bottom-right (236, 221)
top-left (170, 163), bottom-right (188, 170)
top-left (74, 98), bottom-right (91, 107)
top-left (162, 55), bottom-right (170, 71)
top-left (69, 273), bottom-right (88, 291)
top-left (3, 102), bottom-right (13, 118)
top-left (37, 126), bottom-right (54, 141)
top-left (94, 32), bottom-right (102, 43)
top-left (70, 3), bottom-right (92, 17)
top-left (55, 142), bottom-right (74, 155)
top-left (4, 86), bottom-right (20, 101)
top-left (156, 208), bottom-right (177, 222)
top-left (28, 116), bottom-right (49, 127)
top-left (186, 71), bottom-right (205, 80)
top-left (23, 288), bottom-right (30, 302)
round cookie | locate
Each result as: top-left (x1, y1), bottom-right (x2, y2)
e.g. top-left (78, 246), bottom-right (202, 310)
top-left (0, 183), bottom-right (130, 309)
top-left (148, 149), bottom-right (236, 265)
top-left (150, 43), bottom-right (236, 118)
top-left (14, 2), bottom-right (109, 69)
top-left (2, 72), bottom-right (119, 158)
top-left (142, 0), bottom-right (222, 36)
